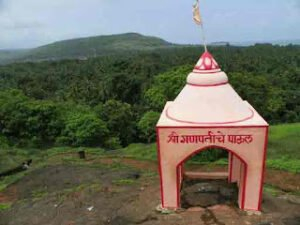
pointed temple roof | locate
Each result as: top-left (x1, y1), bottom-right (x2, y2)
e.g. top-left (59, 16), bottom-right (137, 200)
top-left (162, 51), bottom-right (260, 125)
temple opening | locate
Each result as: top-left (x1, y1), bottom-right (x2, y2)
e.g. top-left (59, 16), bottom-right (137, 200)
top-left (178, 147), bottom-right (245, 209)
top-left (182, 147), bottom-right (228, 181)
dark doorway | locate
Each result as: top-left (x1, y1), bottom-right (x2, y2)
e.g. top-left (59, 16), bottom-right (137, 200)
top-left (179, 147), bottom-right (238, 209)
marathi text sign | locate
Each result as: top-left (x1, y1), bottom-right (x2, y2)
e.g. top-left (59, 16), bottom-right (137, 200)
top-left (167, 131), bottom-right (253, 145)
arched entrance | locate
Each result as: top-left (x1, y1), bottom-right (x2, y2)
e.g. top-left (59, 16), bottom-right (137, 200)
top-left (156, 126), bottom-right (268, 211)
top-left (175, 146), bottom-right (248, 209)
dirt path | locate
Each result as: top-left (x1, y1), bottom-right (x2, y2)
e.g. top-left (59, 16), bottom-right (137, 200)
top-left (265, 170), bottom-right (300, 192)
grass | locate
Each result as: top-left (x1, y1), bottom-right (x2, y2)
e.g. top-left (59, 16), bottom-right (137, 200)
top-left (264, 184), bottom-right (282, 197)
top-left (0, 123), bottom-right (299, 194)
top-left (119, 143), bottom-right (157, 161)
top-left (266, 123), bottom-right (300, 173)
top-left (46, 147), bottom-right (106, 157)
top-left (31, 189), bottom-right (49, 201)
top-left (117, 124), bottom-right (300, 173)
top-left (267, 123), bottom-right (300, 159)
top-left (0, 203), bottom-right (12, 211)
top-left (112, 178), bottom-right (136, 186)
top-left (266, 158), bottom-right (300, 173)
top-left (0, 148), bottom-right (40, 172)
top-left (29, 182), bottom-right (103, 203)
top-left (54, 182), bottom-right (102, 202)
top-left (0, 172), bottom-right (29, 192)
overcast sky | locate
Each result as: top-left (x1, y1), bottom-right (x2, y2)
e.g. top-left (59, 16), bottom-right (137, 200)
top-left (0, 0), bottom-right (299, 49)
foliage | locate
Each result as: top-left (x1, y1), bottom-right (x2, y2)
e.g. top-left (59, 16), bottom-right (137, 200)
top-left (57, 110), bottom-right (108, 147)
top-left (104, 137), bottom-right (122, 150)
top-left (0, 33), bottom-right (174, 64)
top-left (138, 111), bottom-right (160, 143)
top-left (0, 123), bottom-right (299, 194)
top-left (0, 135), bottom-right (9, 148)
top-left (94, 100), bottom-right (136, 146)
top-left (188, 148), bottom-right (228, 163)
top-left (144, 65), bottom-right (190, 111)
top-left (0, 89), bottom-right (62, 147)
top-left (0, 43), bottom-right (299, 148)
top-left (230, 72), bottom-right (286, 123)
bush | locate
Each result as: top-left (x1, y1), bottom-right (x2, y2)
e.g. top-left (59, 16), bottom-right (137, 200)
top-left (104, 137), bottom-right (122, 150)
top-left (0, 135), bottom-right (9, 148)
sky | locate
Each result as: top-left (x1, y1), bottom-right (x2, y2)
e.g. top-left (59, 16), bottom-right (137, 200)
top-left (0, 0), bottom-right (299, 49)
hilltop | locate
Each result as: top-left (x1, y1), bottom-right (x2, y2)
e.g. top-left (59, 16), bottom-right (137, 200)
top-left (0, 33), bottom-right (176, 64)
top-left (0, 123), bottom-right (300, 225)
top-left (1, 33), bottom-right (299, 65)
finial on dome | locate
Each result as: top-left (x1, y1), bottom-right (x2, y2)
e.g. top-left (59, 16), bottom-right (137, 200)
top-left (193, 51), bottom-right (221, 73)
top-left (187, 51), bottom-right (228, 86)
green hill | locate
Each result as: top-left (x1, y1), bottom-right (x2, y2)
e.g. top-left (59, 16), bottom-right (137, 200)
top-left (0, 49), bottom-right (30, 63)
top-left (0, 33), bottom-right (176, 64)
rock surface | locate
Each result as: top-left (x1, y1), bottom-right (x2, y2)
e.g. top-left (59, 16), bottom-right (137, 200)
top-left (182, 180), bottom-right (238, 208)
top-left (1, 162), bottom-right (300, 225)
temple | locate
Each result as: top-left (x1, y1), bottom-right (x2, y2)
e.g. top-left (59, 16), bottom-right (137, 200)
top-left (156, 51), bottom-right (269, 211)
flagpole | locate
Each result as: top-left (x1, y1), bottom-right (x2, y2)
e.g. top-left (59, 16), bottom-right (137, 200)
top-left (200, 23), bottom-right (208, 52)
top-left (193, 0), bottom-right (208, 52)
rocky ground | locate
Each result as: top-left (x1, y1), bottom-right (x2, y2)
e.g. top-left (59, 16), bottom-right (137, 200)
top-left (0, 157), bottom-right (299, 225)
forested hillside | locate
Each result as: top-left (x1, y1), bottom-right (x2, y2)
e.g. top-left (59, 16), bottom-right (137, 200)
top-left (0, 33), bottom-right (175, 64)
top-left (0, 43), bottom-right (299, 149)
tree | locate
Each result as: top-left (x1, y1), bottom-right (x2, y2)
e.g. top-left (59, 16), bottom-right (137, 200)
top-left (230, 72), bottom-right (286, 123)
top-left (144, 65), bottom-right (190, 111)
top-left (94, 100), bottom-right (136, 146)
top-left (57, 111), bottom-right (108, 147)
top-left (0, 89), bottom-right (62, 147)
top-left (138, 111), bottom-right (160, 143)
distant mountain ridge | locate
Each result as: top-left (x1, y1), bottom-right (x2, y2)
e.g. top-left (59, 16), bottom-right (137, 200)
top-left (231, 39), bottom-right (300, 47)
top-left (0, 33), bottom-right (299, 65)
top-left (0, 33), bottom-right (176, 64)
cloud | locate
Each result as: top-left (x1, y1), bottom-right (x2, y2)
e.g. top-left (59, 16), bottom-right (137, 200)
top-left (0, 0), bottom-right (4, 10)
top-left (295, 0), bottom-right (300, 9)
top-left (1, 20), bottom-right (44, 30)
top-left (0, 0), bottom-right (299, 49)
top-left (289, 0), bottom-right (300, 11)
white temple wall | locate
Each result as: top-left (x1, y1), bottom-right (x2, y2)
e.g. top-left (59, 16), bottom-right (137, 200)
top-left (157, 126), bottom-right (268, 210)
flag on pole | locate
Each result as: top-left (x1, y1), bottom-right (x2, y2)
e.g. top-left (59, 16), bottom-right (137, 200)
top-left (193, 0), bottom-right (202, 25)
top-left (193, 0), bottom-right (208, 52)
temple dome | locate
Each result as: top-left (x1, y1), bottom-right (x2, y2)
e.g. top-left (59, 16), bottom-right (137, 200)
top-left (166, 51), bottom-right (254, 124)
